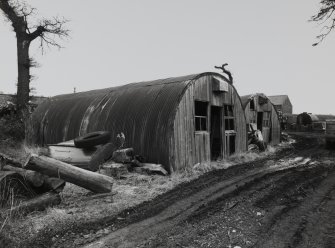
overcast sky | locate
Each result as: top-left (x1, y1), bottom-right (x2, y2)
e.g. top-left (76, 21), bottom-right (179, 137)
top-left (0, 1), bottom-right (334, 114)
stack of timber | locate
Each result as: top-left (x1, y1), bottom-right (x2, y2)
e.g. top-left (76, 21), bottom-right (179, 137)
top-left (0, 150), bottom-right (114, 216)
top-left (47, 140), bottom-right (115, 171)
top-left (101, 148), bottom-right (168, 177)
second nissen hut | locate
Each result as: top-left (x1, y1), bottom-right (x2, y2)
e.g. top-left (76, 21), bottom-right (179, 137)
top-left (241, 93), bottom-right (281, 145)
top-left (30, 72), bottom-right (247, 172)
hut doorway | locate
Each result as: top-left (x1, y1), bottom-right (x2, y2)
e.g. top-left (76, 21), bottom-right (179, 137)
top-left (210, 106), bottom-right (222, 160)
top-left (257, 112), bottom-right (263, 130)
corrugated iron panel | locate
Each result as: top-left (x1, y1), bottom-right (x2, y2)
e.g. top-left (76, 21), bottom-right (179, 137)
top-left (30, 74), bottom-right (209, 169)
top-left (30, 72), bottom-right (236, 170)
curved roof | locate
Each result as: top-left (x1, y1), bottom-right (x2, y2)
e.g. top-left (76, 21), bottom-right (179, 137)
top-left (297, 113), bottom-right (335, 123)
top-left (316, 114), bottom-right (335, 121)
top-left (30, 72), bottom-right (232, 168)
top-left (268, 95), bottom-right (289, 105)
top-left (240, 93), bottom-right (269, 109)
top-left (297, 112), bottom-right (319, 125)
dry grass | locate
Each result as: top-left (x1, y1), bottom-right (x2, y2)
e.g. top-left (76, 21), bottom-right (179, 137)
top-left (0, 140), bottom-right (294, 246)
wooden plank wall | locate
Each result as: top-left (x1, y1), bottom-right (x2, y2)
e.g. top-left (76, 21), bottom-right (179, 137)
top-left (195, 132), bottom-right (210, 163)
top-left (243, 94), bottom-right (281, 145)
top-left (232, 91), bottom-right (248, 154)
top-left (271, 106), bottom-right (281, 145)
top-left (262, 127), bottom-right (271, 143)
top-left (170, 75), bottom-right (247, 170)
top-left (193, 76), bottom-right (211, 164)
top-left (170, 82), bottom-right (196, 171)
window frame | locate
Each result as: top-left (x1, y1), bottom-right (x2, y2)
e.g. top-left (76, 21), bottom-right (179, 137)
top-left (194, 101), bottom-right (209, 131)
top-left (224, 105), bottom-right (235, 131)
top-left (263, 111), bottom-right (271, 127)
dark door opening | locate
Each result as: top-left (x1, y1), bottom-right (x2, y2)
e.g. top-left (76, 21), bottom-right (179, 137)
top-left (257, 112), bottom-right (263, 130)
top-left (229, 135), bottom-right (235, 155)
top-left (211, 106), bottom-right (222, 160)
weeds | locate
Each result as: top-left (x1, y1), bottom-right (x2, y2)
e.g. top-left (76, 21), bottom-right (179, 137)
top-left (0, 113), bottom-right (25, 143)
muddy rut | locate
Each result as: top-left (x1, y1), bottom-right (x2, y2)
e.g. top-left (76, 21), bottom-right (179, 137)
top-left (29, 135), bottom-right (335, 248)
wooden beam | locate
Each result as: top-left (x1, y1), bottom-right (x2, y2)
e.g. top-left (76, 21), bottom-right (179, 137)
top-left (26, 154), bottom-right (113, 193)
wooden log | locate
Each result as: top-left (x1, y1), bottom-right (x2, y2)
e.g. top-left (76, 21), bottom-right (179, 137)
top-left (26, 154), bottom-right (113, 193)
top-left (3, 165), bottom-right (45, 187)
top-left (5, 192), bottom-right (61, 216)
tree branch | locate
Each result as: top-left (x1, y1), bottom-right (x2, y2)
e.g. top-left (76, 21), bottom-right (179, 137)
top-left (311, 0), bottom-right (335, 45)
top-left (31, 17), bottom-right (69, 52)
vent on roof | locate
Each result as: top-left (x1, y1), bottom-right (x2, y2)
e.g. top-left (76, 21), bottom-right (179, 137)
top-left (212, 77), bottom-right (228, 92)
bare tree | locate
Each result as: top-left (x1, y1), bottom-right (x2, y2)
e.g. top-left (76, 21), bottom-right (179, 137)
top-left (214, 63), bottom-right (233, 84)
top-left (311, 0), bottom-right (335, 46)
top-left (0, 0), bottom-right (69, 113)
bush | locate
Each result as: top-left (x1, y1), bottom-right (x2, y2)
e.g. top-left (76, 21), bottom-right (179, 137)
top-left (0, 113), bottom-right (25, 142)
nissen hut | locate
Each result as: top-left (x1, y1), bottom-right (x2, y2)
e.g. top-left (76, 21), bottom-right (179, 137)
top-left (240, 93), bottom-right (281, 145)
top-left (30, 72), bottom-right (247, 172)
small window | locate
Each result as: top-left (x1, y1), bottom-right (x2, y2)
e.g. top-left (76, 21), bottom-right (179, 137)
top-left (224, 105), bottom-right (235, 131)
top-left (263, 111), bottom-right (271, 127)
top-left (250, 99), bottom-right (255, 110)
top-left (224, 105), bottom-right (234, 117)
top-left (225, 118), bottom-right (235, 130)
top-left (195, 101), bottom-right (208, 131)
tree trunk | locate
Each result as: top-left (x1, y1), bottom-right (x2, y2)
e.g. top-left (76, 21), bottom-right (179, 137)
top-left (16, 36), bottom-right (31, 112)
top-left (26, 154), bottom-right (114, 193)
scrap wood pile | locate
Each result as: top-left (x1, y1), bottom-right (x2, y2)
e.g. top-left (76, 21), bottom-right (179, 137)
top-left (101, 147), bottom-right (168, 178)
top-left (0, 131), bottom-right (167, 217)
top-left (48, 131), bottom-right (168, 178)
top-left (0, 151), bottom-right (114, 217)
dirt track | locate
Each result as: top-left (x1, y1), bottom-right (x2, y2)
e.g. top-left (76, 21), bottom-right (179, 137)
top-left (29, 134), bottom-right (335, 248)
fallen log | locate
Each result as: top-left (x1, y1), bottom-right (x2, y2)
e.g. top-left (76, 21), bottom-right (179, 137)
top-left (3, 165), bottom-right (44, 188)
top-left (26, 154), bottom-right (113, 193)
top-left (5, 192), bottom-right (61, 217)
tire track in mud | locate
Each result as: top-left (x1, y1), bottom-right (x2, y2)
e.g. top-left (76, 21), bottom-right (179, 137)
top-left (82, 166), bottom-right (302, 248)
top-left (28, 135), bottom-right (326, 248)
top-left (142, 162), bottom-right (335, 248)
top-left (254, 169), bottom-right (335, 248)
top-left (82, 137), bottom-right (322, 248)
top-left (30, 146), bottom-right (293, 248)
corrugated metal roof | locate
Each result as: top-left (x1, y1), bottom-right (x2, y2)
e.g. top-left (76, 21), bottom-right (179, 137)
top-left (240, 94), bottom-right (253, 109)
top-left (316, 114), bottom-right (335, 121)
top-left (30, 72), bottom-right (230, 170)
top-left (240, 93), bottom-right (269, 109)
top-left (268, 95), bottom-right (289, 105)
top-left (297, 112), bottom-right (319, 125)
